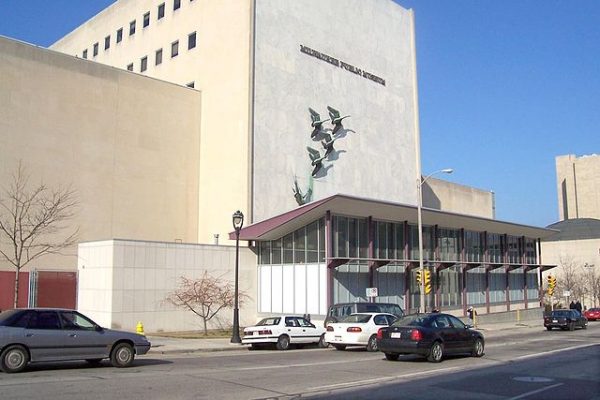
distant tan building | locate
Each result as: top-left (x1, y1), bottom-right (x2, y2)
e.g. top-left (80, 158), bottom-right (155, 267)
top-left (556, 154), bottom-right (600, 221)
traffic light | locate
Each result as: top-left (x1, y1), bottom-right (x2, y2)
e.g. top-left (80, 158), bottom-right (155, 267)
top-left (547, 275), bottom-right (557, 296)
top-left (416, 270), bottom-right (422, 286)
top-left (424, 270), bottom-right (432, 294)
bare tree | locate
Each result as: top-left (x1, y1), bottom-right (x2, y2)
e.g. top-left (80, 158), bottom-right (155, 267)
top-left (557, 256), bottom-right (581, 302)
top-left (165, 271), bottom-right (250, 335)
top-left (0, 162), bottom-right (78, 307)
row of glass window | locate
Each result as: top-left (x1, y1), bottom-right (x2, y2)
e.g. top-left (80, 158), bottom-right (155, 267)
top-left (81, 0), bottom-right (194, 60)
top-left (125, 32), bottom-right (196, 73)
top-left (258, 217), bottom-right (539, 265)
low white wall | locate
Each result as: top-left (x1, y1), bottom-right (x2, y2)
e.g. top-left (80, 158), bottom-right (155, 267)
top-left (78, 239), bottom-right (257, 332)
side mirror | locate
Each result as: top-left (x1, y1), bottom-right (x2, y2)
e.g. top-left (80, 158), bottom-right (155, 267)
top-left (95, 325), bottom-right (104, 332)
top-left (465, 324), bottom-right (473, 329)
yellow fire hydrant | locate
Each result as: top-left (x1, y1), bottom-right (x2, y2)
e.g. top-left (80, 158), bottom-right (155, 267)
top-left (136, 321), bottom-right (145, 335)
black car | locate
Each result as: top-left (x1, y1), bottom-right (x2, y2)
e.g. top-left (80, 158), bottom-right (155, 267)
top-left (376, 313), bottom-right (485, 363)
top-left (324, 302), bottom-right (404, 327)
top-left (544, 309), bottom-right (588, 331)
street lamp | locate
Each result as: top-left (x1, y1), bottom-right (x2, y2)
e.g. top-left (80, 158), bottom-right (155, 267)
top-left (231, 210), bottom-right (244, 343)
top-left (417, 168), bottom-right (453, 313)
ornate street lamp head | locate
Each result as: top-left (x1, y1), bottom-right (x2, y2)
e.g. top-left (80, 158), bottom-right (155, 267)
top-left (232, 210), bottom-right (244, 231)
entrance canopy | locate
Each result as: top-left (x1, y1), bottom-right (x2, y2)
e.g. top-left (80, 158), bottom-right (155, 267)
top-left (230, 194), bottom-right (557, 241)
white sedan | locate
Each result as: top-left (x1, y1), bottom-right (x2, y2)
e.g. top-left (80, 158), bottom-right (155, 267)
top-left (242, 315), bottom-right (327, 350)
top-left (325, 312), bottom-right (397, 351)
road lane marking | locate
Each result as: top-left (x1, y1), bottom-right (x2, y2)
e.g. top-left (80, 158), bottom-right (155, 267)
top-left (508, 383), bottom-right (564, 400)
top-left (514, 343), bottom-right (596, 360)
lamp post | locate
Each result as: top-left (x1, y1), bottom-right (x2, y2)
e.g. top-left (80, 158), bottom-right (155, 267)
top-left (417, 168), bottom-right (453, 313)
top-left (231, 210), bottom-right (244, 343)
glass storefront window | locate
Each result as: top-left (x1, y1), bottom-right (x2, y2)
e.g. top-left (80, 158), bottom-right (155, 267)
top-left (294, 227), bottom-right (306, 263)
top-left (283, 233), bottom-right (293, 264)
top-left (272, 238), bottom-right (282, 264)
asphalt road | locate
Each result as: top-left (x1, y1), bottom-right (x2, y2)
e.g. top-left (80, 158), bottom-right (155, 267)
top-left (1, 324), bottom-right (599, 400)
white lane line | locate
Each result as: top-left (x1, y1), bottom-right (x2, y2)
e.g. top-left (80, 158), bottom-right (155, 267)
top-left (508, 383), bottom-right (564, 400)
top-left (514, 343), bottom-right (596, 360)
top-left (233, 357), bottom-right (378, 371)
top-left (309, 366), bottom-right (462, 391)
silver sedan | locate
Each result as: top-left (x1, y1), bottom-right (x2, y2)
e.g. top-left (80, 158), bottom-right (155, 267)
top-left (0, 308), bottom-right (151, 373)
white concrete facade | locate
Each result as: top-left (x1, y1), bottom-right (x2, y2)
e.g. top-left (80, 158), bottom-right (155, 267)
top-left (78, 239), bottom-right (257, 332)
top-left (556, 154), bottom-right (600, 221)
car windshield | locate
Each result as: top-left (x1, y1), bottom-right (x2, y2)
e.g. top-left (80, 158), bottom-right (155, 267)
top-left (341, 314), bottom-right (372, 323)
top-left (589, 308), bottom-right (599, 312)
top-left (551, 311), bottom-right (571, 318)
top-left (256, 317), bottom-right (281, 326)
top-left (391, 314), bottom-right (430, 327)
top-left (0, 309), bottom-right (21, 326)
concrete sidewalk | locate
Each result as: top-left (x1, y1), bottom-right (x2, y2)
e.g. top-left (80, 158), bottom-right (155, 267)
top-left (146, 320), bottom-right (543, 355)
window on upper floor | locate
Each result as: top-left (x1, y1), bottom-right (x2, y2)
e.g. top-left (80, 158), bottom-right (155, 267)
top-left (116, 28), bottom-right (123, 43)
top-left (143, 12), bottom-right (150, 28)
top-left (104, 35), bottom-right (110, 50)
top-left (171, 40), bottom-right (179, 57)
top-left (158, 3), bottom-right (165, 19)
top-left (188, 32), bottom-right (196, 50)
top-left (127, 63), bottom-right (134, 71)
top-left (93, 42), bottom-right (99, 57)
top-left (82, 49), bottom-right (88, 59)
top-left (155, 48), bottom-right (163, 65)
top-left (129, 20), bottom-right (136, 36)
top-left (174, 0), bottom-right (181, 10)
top-left (140, 56), bottom-right (148, 72)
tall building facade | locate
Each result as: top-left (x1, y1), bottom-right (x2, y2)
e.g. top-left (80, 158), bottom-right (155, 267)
top-left (556, 154), bottom-right (600, 221)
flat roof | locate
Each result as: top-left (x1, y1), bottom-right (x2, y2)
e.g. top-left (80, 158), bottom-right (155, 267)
top-left (230, 194), bottom-right (558, 241)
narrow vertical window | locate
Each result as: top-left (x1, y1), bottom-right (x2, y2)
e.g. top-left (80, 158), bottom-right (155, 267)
top-left (82, 49), bottom-right (88, 59)
top-left (155, 49), bottom-right (163, 65)
top-left (171, 40), bottom-right (179, 57)
top-left (174, 0), bottom-right (181, 10)
top-left (129, 20), bottom-right (136, 35)
top-left (140, 56), bottom-right (148, 72)
top-left (127, 63), bottom-right (133, 71)
top-left (104, 35), bottom-right (110, 50)
top-left (143, 12), bottom-right (150, 28)
top-left (116, 28), bottom-right (123, 43)
top-left (158, 3), bottom-right (165, 19)
top-left (93, 42), bottom-right (99, 56)
top-left (188, 32), bottom-right (196, 50)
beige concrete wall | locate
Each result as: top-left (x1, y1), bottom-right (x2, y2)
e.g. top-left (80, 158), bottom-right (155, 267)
top-left (556, 154), bottom-right (600, 220)
top-left (423, 178), bottom-right (494, 218)
top-left (541, 238), bottom-right (600, 274)
top-left (0, 37), bottom-right (201, 272)
top-left (78, 240), bottom-right (257, 332)
top-left (51, 0), bottom-right (253, 244)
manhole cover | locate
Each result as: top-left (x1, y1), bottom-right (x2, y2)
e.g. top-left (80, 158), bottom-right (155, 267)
top-left (513, 377), bottom-right (554, 383)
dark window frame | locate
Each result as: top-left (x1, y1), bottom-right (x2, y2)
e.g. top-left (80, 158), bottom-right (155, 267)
top-left (129, 20), bottom-right (136, 36)
top-left (188, 31), bottom-right (197, 50)
top-left (116, 28), bottom-right (123, 43)
top-left (158, 3), bottom-right (165, 19)
top-left (140, 56), bottom-right (148, 72)
top-left (174, 0), bottom-right (181, 10)
top-left (155, 48), bottom-right (163, 65)
top-left (143, 12), bottom-right (150, 28)
top-left (93, 42), bottom-right (99, 57)
top-left (171, 40), bottom-right (179, 57)
top-left (104, 35), bottom-right (110, 50)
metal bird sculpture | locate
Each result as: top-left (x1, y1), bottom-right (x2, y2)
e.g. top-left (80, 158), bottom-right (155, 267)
top-left (321, 132), bottom-right (338, 158)
top-left (292, 178), bottom-right (313, 206)
top-left (309, 107), bottom-right (330, 139)
top-left (327, 106), bottom-right (350, 135)
top-left (307, 146), bottom-right (327, 177)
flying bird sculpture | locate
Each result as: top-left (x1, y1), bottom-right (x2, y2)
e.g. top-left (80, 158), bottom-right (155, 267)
top-left (309, 107), bottom-right (330, 139)
top-left (292, 178), bottom-right (313, 206)
top-left (327, 106), bottom-right (350, 135)
top-left (307, 146), bottom-right (327, 177)
top-left (321, 132), bottom-right (338, 158)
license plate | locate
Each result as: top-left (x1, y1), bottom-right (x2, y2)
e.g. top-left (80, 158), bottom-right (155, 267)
top-left (553, 320), bottom-right (558, 323)
top-left (391, 332), bottom-right (401, 338)
top-left (334, 336), bottom-right (342, 341)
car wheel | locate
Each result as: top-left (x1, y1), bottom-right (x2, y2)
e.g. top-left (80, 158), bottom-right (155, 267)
top-left (471, 338), bottom-right (484, 357)
top-left (318, 334), bottom-right (329, 348)
top-left (332, 344), bottom-right (346, 351)
top-left (0, 345), bottom-right (29, 373)
top-left (86, 359), bottom-right (103, 365)
top-left (276, 335), bottom-right (290, 351)
top-left (384, 353), bottom-right (399, 361)
top-left (366, 335), bottom-right (378, 352)
top-left (110, 342), bottom-right (135, 368)
top-left (569, 322), bottom-right (575, 331)
top-left (427, 341), bottom-right (443, 363)
top-left (546, 326), bottom-right (552, 331)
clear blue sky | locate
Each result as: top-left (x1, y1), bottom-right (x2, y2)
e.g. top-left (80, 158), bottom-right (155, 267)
top-left (1, 1), bottom-right (598, 228)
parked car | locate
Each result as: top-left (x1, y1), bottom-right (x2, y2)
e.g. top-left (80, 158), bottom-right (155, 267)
top-left (242, 315), bottom-right (327, 350)
top-left (583, 308), bottom-right (600, 321)
top-left (325, 312), bottom-right (397, 352)
top-left (544, 309), bottom-right (588, 331)
top-left (0, 308), bottom-right (151, 373)
top-left (376, 312), bottom-right (485, 363)
top-left (324, 302), bottom-right (404, 326)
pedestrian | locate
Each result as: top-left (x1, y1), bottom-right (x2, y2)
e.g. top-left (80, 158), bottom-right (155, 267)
top-left (575, 300), bottom-right (582, 313)
top-left (467, 306), bottom-right (477, 326)
top-left (569, 300), bottom-right (576, 310)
